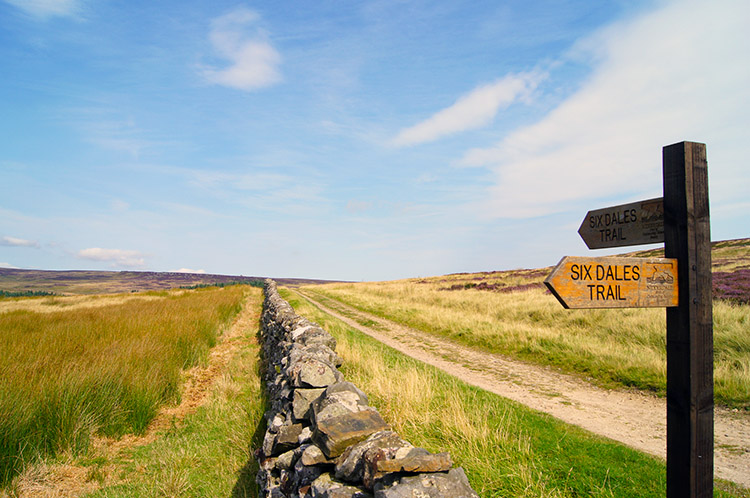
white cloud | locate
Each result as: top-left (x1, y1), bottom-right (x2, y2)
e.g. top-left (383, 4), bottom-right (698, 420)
top-left (2, 0), bottom-right (81, 18)
top-left (0, 262), bottom-right (19, 269)
top-left (202, 7), bottom-right (281, 91)
top-left (460, 0), bottom-right (750, 219)
top-left (392, 72), bottom-right (544, 147)
top-left (172, 268), bottom-right (206, 274)
top-left (77, 248), bottom-right (146, 268)
top-left (1, 236), bottom-right (39, 248)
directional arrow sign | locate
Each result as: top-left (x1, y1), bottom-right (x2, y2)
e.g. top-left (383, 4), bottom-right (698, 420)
top-left (544, 256), bottom-right (678, 309)
top-left (578, 198), bottom-right (664, 249)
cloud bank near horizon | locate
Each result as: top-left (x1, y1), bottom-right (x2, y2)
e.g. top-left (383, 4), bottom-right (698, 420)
top-left (1, 236), bottom-right (39, 248)
top-left (77, 248), bottom-right (146, 268)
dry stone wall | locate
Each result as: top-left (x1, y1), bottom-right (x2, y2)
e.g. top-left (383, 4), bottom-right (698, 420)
top-left (257, 279), bottom-right (479, 498)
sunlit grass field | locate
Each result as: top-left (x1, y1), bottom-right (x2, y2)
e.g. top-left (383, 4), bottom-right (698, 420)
top-left (0, 286), bottom-right (248, 486)
top-left (302, 239), bottom-right (750, 409)
top-left (80, 287), bottom-right (265, 498)
top-left (283, 289), bottom-right (747, 498)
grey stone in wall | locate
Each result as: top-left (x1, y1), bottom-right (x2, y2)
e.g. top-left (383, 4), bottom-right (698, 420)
top-left (272, 423), bottom-right (305, 456)
top-left (376, 447), bottom-right (453, 474)
top-left (301, 444), bottom-right (337, 466)
top-left (373, 468), bottom-right (479, 498)
top-left (293, 388), bottom-right (326, 421)
top-left (289, 357), bottom-right (339, 388)
top-left (310, 473), bottom-right (373, 498)
top-left (313, 408), bottom-right (390, 459)
top-left (335, 431), bottom-right (413, 485)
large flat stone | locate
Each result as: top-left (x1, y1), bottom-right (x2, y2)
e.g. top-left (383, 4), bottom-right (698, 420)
top-left (373, 468), bottom-right (479, 498)
top-left (375, 448), bottom-right (453, 473)
top-left (310, 473), bottom-right (373, 498)
top-left (336, 430), bottom-right (412, 484)
top-left (313, 409), bottom-right (390, 458)
top-left (313, 382), bottom-right (370, 423)
top-left (289, 358), bottom-right (338, 388)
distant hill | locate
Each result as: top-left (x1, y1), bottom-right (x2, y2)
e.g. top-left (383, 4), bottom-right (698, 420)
top-left (0, 268), bottom-right (341, 295)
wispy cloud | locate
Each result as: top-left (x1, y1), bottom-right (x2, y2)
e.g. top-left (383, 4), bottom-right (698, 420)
top-left (77, 247), bottom-right (146, 268)
top-left (65, 108), bottom-right (165, 158)
top-left (460, 0), bottom-right (750, 218)
top-left (2, 0), bottom-right (81, 19)
top-left (202, 7), bottom-right (282, 91)
top-left (1, 236), bottom-right (39, 248)
top-left (0, 262), bottom-right (19, 269)
top-left (392, 72), bottom-right (544, 147)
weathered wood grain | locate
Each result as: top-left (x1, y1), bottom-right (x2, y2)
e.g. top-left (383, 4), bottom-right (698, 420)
top-left (663, 141), bottom-right (713, 498)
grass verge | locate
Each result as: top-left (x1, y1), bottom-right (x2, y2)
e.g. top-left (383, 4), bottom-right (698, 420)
top-left (284, 288), bottom-right (748, 498)
top-left (0, 286), bottom-right (247, 487)
top-left (84, 294), bottom-right (265, 497)
top-left (2, 287), bottom-right (266, 498)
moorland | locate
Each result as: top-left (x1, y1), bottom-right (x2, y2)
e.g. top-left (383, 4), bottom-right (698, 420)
top-left (0, 239), bottom-right (748, 497)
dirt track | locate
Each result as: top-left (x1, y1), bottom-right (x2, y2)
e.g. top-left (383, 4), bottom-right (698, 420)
top-left (296, 290), bottom-right (750, 488)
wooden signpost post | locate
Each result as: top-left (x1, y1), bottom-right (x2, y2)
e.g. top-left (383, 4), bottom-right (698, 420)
top-left (546, 141), bottom-right (713, 498)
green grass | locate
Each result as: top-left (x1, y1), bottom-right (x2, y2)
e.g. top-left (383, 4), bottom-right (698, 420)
top-left (0, 286), bottom-right (248, 487)
top-left (84, 303), bottom-right (265, 498)
top-left (283, 288), bottom-right (747, 498)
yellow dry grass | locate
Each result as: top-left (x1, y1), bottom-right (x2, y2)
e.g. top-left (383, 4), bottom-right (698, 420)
top-left (0, 286), bottom-right (248, 487)
top-left (0, 293), bottom-right (165, 314)
top-left (305, 275), bottom-right (749, 407)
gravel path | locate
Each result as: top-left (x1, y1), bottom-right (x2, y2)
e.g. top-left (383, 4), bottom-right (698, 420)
top-left (296, 290), bottom-right (750, 488)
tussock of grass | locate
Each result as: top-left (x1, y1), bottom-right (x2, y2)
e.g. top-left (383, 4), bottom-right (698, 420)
top-left (0, 286), bottom-right (247, 486)
top-left (303, 281), bottom-right (750, 408)
top-left (284, 289), bottom-right (746, 498)
top-left (87, 288), bottom-right (265, 497)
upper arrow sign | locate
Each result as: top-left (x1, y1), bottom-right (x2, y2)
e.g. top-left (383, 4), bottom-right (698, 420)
top-left (544, 256), bottom-right (678, 309)
top-left (578, 198), bottom-right (664, 249)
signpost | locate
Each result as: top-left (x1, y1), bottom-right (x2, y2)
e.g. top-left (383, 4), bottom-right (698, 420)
top-left (578, 197), bottom-right (664, 249)
top-left (545, 256), bottom-right (678, 309)
top-left (663, 142), bottom-right (713, 498)
top-left (547, 141), bottom-right (712, 498)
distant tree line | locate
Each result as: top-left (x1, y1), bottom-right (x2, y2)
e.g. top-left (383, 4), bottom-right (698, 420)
top-left (0, 290), bottom-right (56, 298)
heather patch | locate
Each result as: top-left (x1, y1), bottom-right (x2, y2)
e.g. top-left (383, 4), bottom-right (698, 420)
top-left (440, 281), bottom-right (548, 294)
top-left (713, 269), bottom-right (750, 305)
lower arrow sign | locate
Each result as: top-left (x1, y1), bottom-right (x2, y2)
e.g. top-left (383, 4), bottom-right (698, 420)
top-left (544, 256), bottom-right (679, 309)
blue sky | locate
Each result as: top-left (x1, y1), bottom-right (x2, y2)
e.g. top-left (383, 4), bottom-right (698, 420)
top-left (1, 0), bottom-right (748, 281)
